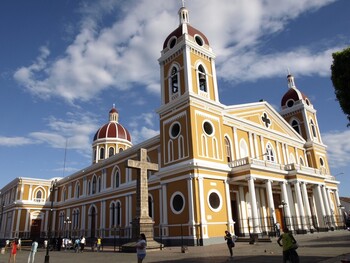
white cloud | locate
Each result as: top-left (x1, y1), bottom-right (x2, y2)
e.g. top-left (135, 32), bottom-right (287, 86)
top-left (323, 130), bottom-right (350, 167)
top-left (0, 136), bottom-right (37, 147)
top-left (13, 0), bottom-right (339, 104)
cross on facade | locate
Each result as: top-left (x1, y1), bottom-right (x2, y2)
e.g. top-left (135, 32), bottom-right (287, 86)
top-left (261, 113), bottom-right (271, 128)
top-left (127, 148), bottom-right (159, 240)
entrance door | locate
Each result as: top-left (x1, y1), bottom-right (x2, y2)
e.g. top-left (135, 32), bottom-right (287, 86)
top-left (30, 219), bottom-right (42, 239)
top-left (275, 208), bottom-right (284, 229)
top-left (231, 198), bottom-right (240, 236)
top-left (90, 207), bottom-right (96, 238)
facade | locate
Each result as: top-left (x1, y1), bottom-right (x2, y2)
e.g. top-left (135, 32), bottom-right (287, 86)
top-left (0, 5), bottom-right (345, 246)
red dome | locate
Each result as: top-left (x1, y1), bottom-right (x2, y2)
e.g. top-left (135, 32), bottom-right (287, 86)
top-left (163, 24), bottom-right (209, 49)
top-left (93, 122), bottom-right (131, 142)
top-left (281, 88), bottom-right (308, 108)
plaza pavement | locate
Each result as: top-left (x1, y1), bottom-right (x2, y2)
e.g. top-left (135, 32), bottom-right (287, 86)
top-left (1, 230), bottom-right (349, 263)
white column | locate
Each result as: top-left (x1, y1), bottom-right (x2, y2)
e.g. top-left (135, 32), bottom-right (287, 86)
top-left (247, 176), bottom-right (260, 233)
top-left (259, 188), bottom-right (268, 232)
top-left (233, 127), bottom-right (239, 159)
top-left (81, 205), bottom-right (86, 233)
top-left (294, 181), bottom-right (307, 230)
top-left (314, 184), bottom-right (326, 229)
top-left (187, 177), bottom-right (196, 237)
top-left (239, 186), bottom-right (249, 235)
top-left (265, 180), bottom-right (276, 223)
top-left (224, 179), bottom-right (234, 233)
top-left (334, 189), bottom-right (343, 220)
top-left (280, 182), bottom-right (292, 229)
top-left (198, 176), bottom-right (208, 238)
top-left (15, 209), bottom-right (21, 234)
top-left (24, 210), bottom-right (29, 233)
top-left (321, 185), bottom-right (333, 228)
top-left (301, 182), bottom-right (313, 229)
top-left (249, 132), bottom-right (255, 158)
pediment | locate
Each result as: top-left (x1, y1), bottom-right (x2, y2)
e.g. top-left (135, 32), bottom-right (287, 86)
top-left (224, 101), bottom-right (305, 142)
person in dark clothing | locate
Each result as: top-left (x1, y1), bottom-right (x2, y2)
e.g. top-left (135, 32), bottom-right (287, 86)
top-left (224, 230), bottom-right (235, 258)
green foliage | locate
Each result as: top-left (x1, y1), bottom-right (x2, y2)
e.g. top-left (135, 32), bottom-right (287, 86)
top-left (331, 47), bottom-right (350, 127)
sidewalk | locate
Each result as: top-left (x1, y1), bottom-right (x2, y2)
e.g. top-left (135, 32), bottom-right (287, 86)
top-left (0, 230), bottom-right (349, 262)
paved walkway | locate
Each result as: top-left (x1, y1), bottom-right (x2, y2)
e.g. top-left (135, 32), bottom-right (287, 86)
top-left (1, 230), bottom-right (349, 263)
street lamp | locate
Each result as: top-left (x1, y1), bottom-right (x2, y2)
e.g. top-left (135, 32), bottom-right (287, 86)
top-left (279, 200), bottom-right (288, 229)
top-left (0, 192), bottom-right (4, 239)
top-left (45, 180), bottom-right (57, 263)
top-left (64, 217), bottom-right (72, 238)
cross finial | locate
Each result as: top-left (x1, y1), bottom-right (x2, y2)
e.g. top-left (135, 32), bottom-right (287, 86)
top-left (112, 103), bottom-right (115, 108)
top-left (182, 0), bottom-right (185, 7)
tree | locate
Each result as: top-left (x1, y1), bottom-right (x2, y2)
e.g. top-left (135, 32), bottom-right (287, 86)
top-left (331, 47), bottom-right (350, 127)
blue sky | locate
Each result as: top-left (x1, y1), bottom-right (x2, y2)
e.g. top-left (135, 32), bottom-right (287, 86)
top-left (0, 0), bottom-right (349, 196)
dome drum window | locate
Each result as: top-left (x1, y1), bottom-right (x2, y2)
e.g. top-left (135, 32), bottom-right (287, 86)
top-left (194, 34), bottom-right (204, 46)
top-left (168, 36), bottom-right (177, 49)
top-left (286, 99), bottom-right (294, 108)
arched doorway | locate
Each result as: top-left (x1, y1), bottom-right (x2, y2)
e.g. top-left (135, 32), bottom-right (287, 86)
top-left (89, 206), bottom-right (96, 238)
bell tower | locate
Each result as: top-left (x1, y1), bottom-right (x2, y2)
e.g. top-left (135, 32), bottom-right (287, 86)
top-left (158, 4), bottom-right (219, 109)
top-left (280, 74), bottom-right (329, 172)
top-left (157, 4), bottom-right (224, 168)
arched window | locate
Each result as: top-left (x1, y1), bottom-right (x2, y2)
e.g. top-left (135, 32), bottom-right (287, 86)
top-left (72, 209), bottom-right (80, 229)
top-left (300, 157), bottom-right (304, 166)
top-left (109, 147), bottom-right (114, 157)
top-left (291, 119), bottom-right (300, 134)
top-left (239, 139), bottom-right (249, 158)
top-left (92, 176), bottom-right (97, 194)
top-left (310, 119), bottom-right (317, 137)
top-left (116, 202), bottom-right (121, 226)
top-left (198, 65), bottom-right (207, 92)
top-left (115, 170), bottom-right (120, 188)
top-left (170, 66), bottom-right (179, 94)
top-left (87, 181), bottom-right (91, 195)
top-left (110, 203), bottom-right (116, 227)
top-left (98, 177), bottom-right (101, 193)
top-left (266, 143), bottom-right (275, 162)
top-left (62, 188), bottom-right (67, 202)
top-left (75, 183), bottom-right (80, 198)
top-left (35, 190), bottom-right (43, 202)
top-left (99, 148), bottom-right (105, 159)
top-left (224, 137), bottom-right (232, 162)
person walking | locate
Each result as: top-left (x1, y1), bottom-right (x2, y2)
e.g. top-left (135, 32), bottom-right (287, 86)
top-left (277, 228), bottom-right (299, 263)
top-left (224, 230), bottom-right (235, 258)
top-left (8, 238), bottom-right (18, 263)
top-left (96, 237), bottom-right (102, 252)
top-left (80, 236), bottom-right (86, 252)
top-left (275, 222), bottom-right (281, 237)
top-left (74, 237), bottom-right (81, 253)
top-left (27, 239), bottom-right (38, 263)
top-left (136, 233), bottom-right (147, 263)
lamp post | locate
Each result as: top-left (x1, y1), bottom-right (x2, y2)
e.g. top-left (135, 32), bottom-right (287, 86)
top-left (279, 200), bottom-right (288, 229)
top-left (45, 180), bottom-right (57, 263)
top-left (0, 192), bottom-right (4, 239)
top-left (64, 217), bottom-right (72, 238)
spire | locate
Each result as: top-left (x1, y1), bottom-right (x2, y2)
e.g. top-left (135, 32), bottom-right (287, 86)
top-left (109, 104), bottom-right (119, 123)
top-left (287, 71), bottom-right (296, 89)
top-left (178, 1), bottom-right (189, 25)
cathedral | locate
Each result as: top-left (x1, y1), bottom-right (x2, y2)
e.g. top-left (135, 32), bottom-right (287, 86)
top-left (0, 5), bottom-right (344, 247)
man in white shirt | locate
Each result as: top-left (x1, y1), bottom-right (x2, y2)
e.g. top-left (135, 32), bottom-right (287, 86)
top-left (28, 239), bottom-right (38, 263)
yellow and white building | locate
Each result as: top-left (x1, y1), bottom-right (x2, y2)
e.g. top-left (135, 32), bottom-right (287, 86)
top-left (0, 5), bottom-right (344, 246)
